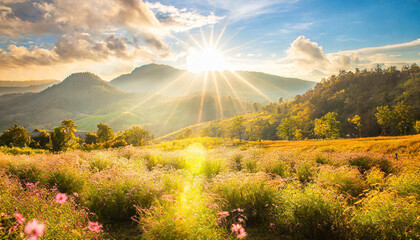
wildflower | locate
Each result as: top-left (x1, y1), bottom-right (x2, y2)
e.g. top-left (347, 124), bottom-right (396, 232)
top-left (73, 192), bottom-right (79, 197)
top-left (24, 219), bottom-right (45, 240)
top-left (217, 211), bottom-right (230, 218)
top-left (237, 228), bottom-right (247, 238)
top-left (231, 224), bottom-right (247, 238)
top-left (13, 213), bottom-right (25, 225)
top-left (238, 218), bottom-right (244, 223)
top-left (205, 203), bottom-right (212, 207)
top-left (270, 223), bottom-right (275, 228)
top-left (88, 221), bottom-right (103, 233)
top-left (55, 193), bottom-right (68, 204)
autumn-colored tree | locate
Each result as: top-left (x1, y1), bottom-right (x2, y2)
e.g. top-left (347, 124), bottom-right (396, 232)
top-left (375, 106), bottom-right (394, 136)
top-left (393, 101), bottom-right (415, 135)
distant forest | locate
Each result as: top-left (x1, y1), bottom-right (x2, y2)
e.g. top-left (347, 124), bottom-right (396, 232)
top-left (192, 65), bottom-right (420, 141)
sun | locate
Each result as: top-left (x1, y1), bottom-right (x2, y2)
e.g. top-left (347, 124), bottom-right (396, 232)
top-left (186, 47), bottom-right (227, 73)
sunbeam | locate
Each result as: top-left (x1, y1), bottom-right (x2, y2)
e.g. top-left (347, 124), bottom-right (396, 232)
top-left (197, 71), bottom-right (208, 123)
top-left (211, 71), bottom-right (224, 119)
top-left (219, 71), bottom-right (247, 112)
top-left (107, 71), bottom-right (190, 125)
top-left (229, 70), bottom-right (272, 103)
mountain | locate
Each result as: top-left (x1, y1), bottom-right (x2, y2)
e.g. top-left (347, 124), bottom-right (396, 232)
top-left (110, 64), bottom-right (316, 103)
top-left (0, 72), bottom-right (257, 136)
top-left (0, 80), bottom-right (59, 95)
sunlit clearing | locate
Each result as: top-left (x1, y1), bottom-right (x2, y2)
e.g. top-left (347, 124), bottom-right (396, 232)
top-left (187, 47), bottom-right (227, 73)
top-left (181, 143), bottom-right (206, 175)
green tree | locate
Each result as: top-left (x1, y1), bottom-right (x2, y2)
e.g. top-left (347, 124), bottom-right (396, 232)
top-left (122, 126), bottom-right (152, 146)
top-left (276, 116), bottom-right (298, 140)
top-left (96, 122), bottom-right (114, 143)
top-left (393, 101), bottom-right (415, 135)
top-left (375, 106), bottom-right (394, 136)
top-left (348, 114), bottom-right (362, 138)
top-left (230, 115), bottom-right (246, 141)
top-left (51, 119), bottom-right (78, 152)
top-left (0, 124), bottom-right (31, 147)
top-left (314, 112), bottom-right (341, 139)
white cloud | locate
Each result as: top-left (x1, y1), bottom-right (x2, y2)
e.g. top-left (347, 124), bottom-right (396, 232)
top-left (271, 36), bottom-right (420, 81)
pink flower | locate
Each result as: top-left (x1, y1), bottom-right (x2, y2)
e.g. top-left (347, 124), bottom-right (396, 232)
top-left (231, 224), bottom-right (247, 238)
top-left (217, 211), bottom-right (230, 218)
top-left (231, 224), bottom-right (242, 233)
top-left (24, 219), bottom-right (45, 240)
top-left (55, 193), bottom-right (68, 204)
top-left (73, 192), bottom-right (79, 197)
top-left (237, 228), bottom-right (247, 238)
top-left (88, 221), bottom-right (103, 233)
top-left (13, 213), bottom-right (25, 225)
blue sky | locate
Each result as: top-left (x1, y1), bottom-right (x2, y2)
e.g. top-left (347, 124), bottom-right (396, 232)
top-left (0, 0), bottom-right (419, 81)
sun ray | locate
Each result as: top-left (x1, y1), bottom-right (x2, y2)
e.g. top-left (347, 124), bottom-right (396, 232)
top-left (159, 74), bottom-right (200, 134)
top-left (209, 25), bottom-right (215, 47)
top-left (107, 71), bottom-right (189, 125)
top-left (200, 27), bottom-right (209, 48)
top-left (189, 34), bottom-right (204, 50)
top-left (214, 26), bottom-right (227, 48)
top-left (229, 70), bottom-right (272, 103)
top-left (219, 71), bottom-right (247, 112)
top-left (211, 71), bottom-right (224, 119)
top-left (221, 37), bottom-right (262, 54)
top-left (197, 71), bottom-right (208, 123)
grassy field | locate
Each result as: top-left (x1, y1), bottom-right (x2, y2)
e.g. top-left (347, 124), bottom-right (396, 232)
top-left (0, 135), bottom-right (419, 239)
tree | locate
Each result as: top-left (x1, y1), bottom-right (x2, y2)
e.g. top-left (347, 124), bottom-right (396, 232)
top-left (393, 101), bottom-right (415, 135)
top-left (415, 121), bottom-right (420, 134)
top-left (96, 122), bottom-right (114, 143)
top-left (295, 129), bottom-right (303, 140)
top-left (375, 106), bottom-right (393, 136)
top-left (230, 116), bottom-right (246, 141)
top-left (31, 130), bottom-right (51, 149)
top-left (276, 116), bottom-right (298, 140)
top-left (314, 112), bottom-right (341, 139)
top-left (0, 124), bottom-right (31, 147)
top-left (122, 126), bottom-right (152, 146)
top-left (85, 132), bottom-right (97, 144)
top-left (51, 119), bottom-right (78, 152)
top-left (348, 115), bottom-right (362, 138)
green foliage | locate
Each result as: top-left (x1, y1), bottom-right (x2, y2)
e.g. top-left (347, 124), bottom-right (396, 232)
top-left (97, 122), bottom-right (114, 143)
top-left (51, 119), bottom-right (78, 152)
top-left (0, 124), bottom-right (31, 148)
top-left (121, 126), bottom-right (152, 146)
top-left (47, 168), bottom-right (86, 195)
top-left (277, 116), bottom-right (298, 140)
top-left (85, 132), bottom-right (97, 144)
top-left (314, 112), bottom-right (341, 139)
top-left (348, 115), bottom-right (362, 137)
top-left (230, 116), bottom-right (246, 141)
top-left (376, 101), bottom-right (416, 135)
top-left (30, 130), bottom-right (51, 149)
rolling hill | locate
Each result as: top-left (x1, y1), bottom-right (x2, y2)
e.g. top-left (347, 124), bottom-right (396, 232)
top-left (110, 64), bottom-right (316, 103)
top-left (0, 80), bottom-right (59, 95)
top-left (0, 72), bottom-right (256, 136)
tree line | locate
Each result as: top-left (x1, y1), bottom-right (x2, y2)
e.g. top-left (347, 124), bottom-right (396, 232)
top-left (0, 120), bottom-right (153, 152)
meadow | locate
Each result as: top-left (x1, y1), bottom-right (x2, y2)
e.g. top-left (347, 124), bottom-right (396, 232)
top-left (0, 135), bottom-right (419, 239)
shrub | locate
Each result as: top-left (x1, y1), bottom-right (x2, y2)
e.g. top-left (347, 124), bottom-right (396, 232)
top-left (47, 167), bottom-right (87, 195)
top-left (295, 160), bottom-right (317, 182)
top-left (352, 191), bottom-right (420, 239)
top-left (81, 170), bottom-right (164, 223)
top-left (387, 170), bottom-right (420, 197)
top-left (210, 172), bottom-right (279, 226)
top-left (317, 166), bottom-right (368, 198)
top-left (277, 184), bottom-right (351, 240)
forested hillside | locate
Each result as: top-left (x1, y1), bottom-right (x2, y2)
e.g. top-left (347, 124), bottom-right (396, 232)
top-left (166, 65), bottom-right (420, 141)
